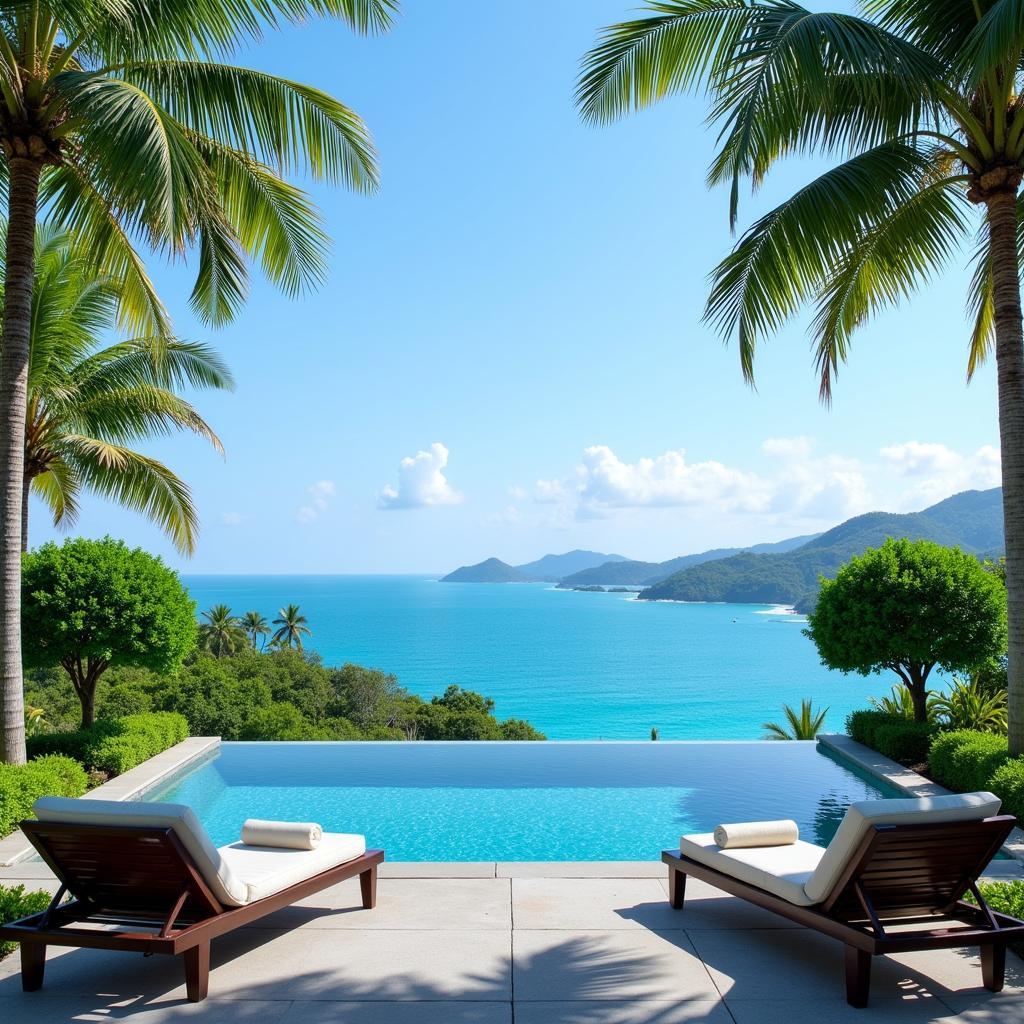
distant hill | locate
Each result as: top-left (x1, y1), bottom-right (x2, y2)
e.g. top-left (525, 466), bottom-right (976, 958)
top-left (441, 558), bottom-right (533, 583)
top-left (639, 488), bottom-right (1004, 607)
top-left (515, 550), bottom-right (629, 583)
top-left (558, 534), bottom-right (819, 588)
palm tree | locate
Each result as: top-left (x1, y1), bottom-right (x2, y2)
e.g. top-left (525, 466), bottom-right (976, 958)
top-left (241, 610), bottom-right (270, 651)
top-left (198, 604), bottom-right (247, 658)
top-left (272, 604), bottom-right (312, 650)
top-left (763, 700), bottom-right (829, 741)
top-left (0, 1), bottom-right (396, 764)
top-left (17, 225), bottom-right (232, 553)
top-left (578, 0), bottom-right (1024, 755)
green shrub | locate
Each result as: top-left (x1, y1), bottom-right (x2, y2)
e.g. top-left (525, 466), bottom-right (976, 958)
top-left (0, 755), bottom-right (88, 837)
top-left (976, 881), bottom-right (1024, 958)
top-left (989, 758), bottom-right (1024, 821)
top-left (26, 712), bottom-right (188, 777)
top-left (928, 730), bottom-right (1009, 792)
top-left (846, 709), bottom-right (900, 748)
top-left (872, 720), bottom-right (934, 765)
top-left (0, 885), bottom-right (51, 957)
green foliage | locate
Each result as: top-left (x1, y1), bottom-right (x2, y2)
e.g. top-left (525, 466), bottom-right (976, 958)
top-left (846, 709), bottom-right (899, 748)
top-left (27, 712), bottom-right (188, 776)
top-left (26, 649), bottom-right (546, 744)
top-left (0, 755), bottom-right (88, 837)
top-left (198, 604), bottom-right (248, 658)
top-left (807, 539), bottom-right (1006, 720)
top-left (989, 759), bottom-right (1024, 822)
top-left (0, 886), bottom-right (52, 957)
top-left (928, 730), bottom-right (1010, 793)
top-left (19, 227), bottom-right (232, 555)
top-left (762, 699), bottom-right (828, 740)
top-left (872, 720), bottom-right (935, 765)
top-left (931, 677), bottom-right (1008, 735)
top-left (21, 538), bottom-right (197, 725)
top-left (976, 881), bottom-right (1024, 957)
top-left (271, 604), bottom-right (311, 650)
top-left (868, 684), bottom-right (919, 719)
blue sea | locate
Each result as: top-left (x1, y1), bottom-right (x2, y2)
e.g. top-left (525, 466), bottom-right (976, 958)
top-left (180, 575), bottom-right (893, 741)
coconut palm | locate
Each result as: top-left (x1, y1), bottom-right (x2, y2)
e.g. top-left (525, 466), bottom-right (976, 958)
top-left (17, 225), bottom-right (232, 553)
top-left (272, 604), bottom-right (312, 650)
top-left (0, 1), bottom-right (396, 763)
top-left (763, 700), bottom-right (829, 741)
top-left (198, 604), bottom-right (247, 658)
top-left (241, 610), bottom-right (270, 651)
top-left (577, 0), bottom-right (1024, 755)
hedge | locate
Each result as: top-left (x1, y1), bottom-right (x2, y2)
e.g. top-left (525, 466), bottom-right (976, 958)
top-left (990, 759), bottom-right (1024, 821)
top-left (0, 885), bottom-right (51, 957)
top-left (928, 730), bottom-right (1010, 793)
top-left (846, 710), bottom-right (899, 749)
top-left (872, 720), bottom-right (934, 765)
top-left (976, 881), bottom-right (1024, 958)
top-left (0, 755), bottom-right (88, 837)
top-left (27, 712), bottom-right (189, 776)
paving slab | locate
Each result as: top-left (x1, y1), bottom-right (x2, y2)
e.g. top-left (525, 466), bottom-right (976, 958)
top-left (513, 999), bottom-right (732, 1023)
top-left (249, 878), bottom-right (511, 930)
top-left (497, 862), bottom-right (662, 879)
top-left (380, 862), bottom-right (497, 878)
top-left (725, 996), bottom-right (954, 1023)
top-left (0, 994), bottom-right (293, 1023)
top-left (654, 876), bottom-right (801, 929)
top-left (277, 1001), bottom-right (511, 1023)
top-left (512, 929), bottom-right (720, 1002)
top-left (512, 879), bottom-right (681, 931)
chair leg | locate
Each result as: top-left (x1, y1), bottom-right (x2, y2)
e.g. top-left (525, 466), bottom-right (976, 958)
top-left (844, 945), bottom-right (872, 1008)
top-left (668, 868), bottom-right (687, 910)
top-left (360, 864), bottom-right (378, 910)
top-left (20, 942), bottom-right (46, 992)
top-left (982, 943), bottom-right (1005, 992)
top-left (183, 941), bottom-right (210, 1002)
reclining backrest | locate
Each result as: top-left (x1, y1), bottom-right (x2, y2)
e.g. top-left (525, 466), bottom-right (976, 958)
top-left (31, 797), bottom-right (249, 908)
top-left (803, 791), bottom-right (1004, 908)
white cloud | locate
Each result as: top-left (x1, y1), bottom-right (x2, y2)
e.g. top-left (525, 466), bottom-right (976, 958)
top-left (221, 511), bottom-right (242, 526)
top-left (507, 485), bottom-right (527, 501)
top-left (485, 504), bottom-right (522, 526)
top-left (534, 478), bottom-right (566, 504)
top-left (762, 436), bottom-right (813, 460)
top-left (379, 442), bottom-right (463, 510)
top-left (575, 445), bottom-right (765, 514)
top-left (297, 479), bottom-right (336, 523)
top-left (880, 442), bottom-right (1001, 508)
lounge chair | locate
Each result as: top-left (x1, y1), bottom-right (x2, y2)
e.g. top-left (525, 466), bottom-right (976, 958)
top-left (0, 797), bottom-right (384, 1002)
top-left (662, 791), bottom-right (1024, 1007)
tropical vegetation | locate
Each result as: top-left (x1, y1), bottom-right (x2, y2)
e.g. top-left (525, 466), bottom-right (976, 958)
top-left (0, 0), bottom-right (398, 764)
top-left (806, 539), bottom-right (1007, 721)
top-left (762, 699), bottom-right (828, 740)
top-left (0, 885), bottom-right (51, 957)
top-left (21, 537), bottom-right (197, 726)
top-left (578, 0), bottom-right (1024, 755)
top-left (272, 603), bottom-right (312, 650)
top-left (198, 604), bottom-right (248, 658)
top-left (17, 226), bottom-right (232, 553)
top-left (241, 611), bottom-right (270, 651)
top-left (0, 753), bottom-right (86, 837)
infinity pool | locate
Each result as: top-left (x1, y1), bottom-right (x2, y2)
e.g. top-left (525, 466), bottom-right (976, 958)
top-left (149, 741), bottom-right (899, 861)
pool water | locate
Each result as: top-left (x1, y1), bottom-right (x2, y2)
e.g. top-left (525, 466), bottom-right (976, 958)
top-left (150, 741), bottom-right (900, 861)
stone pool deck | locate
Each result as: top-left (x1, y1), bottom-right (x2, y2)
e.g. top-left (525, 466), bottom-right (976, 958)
top-left (0, 860), bottom-right (1021, 1023)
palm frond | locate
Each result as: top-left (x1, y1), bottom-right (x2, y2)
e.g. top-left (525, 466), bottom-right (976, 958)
top-left (30, 458), bottom-right (82, 528)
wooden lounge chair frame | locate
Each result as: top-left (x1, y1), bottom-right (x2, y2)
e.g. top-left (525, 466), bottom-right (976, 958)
top-left (0, 820), bottom-right (385, 1002)
top-left (663, 814), bottom-right (1024, 1007)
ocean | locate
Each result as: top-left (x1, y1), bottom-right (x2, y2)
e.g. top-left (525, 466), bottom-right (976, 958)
top-left (180, 575), bottom-right (892, 740)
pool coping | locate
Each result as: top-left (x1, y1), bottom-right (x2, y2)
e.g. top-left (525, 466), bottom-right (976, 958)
top-left (0, 736), bottom-right (220, 867)
top-left (818, 732), bottom-right (1024, 867)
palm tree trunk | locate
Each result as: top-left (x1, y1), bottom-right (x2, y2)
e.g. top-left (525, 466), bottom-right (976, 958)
top-left (0, 157), bottom-right (41, 765)
top-left (987, 191), bottom-right (1024, 757)
top-left (20, 473), bottom-right (29, 553)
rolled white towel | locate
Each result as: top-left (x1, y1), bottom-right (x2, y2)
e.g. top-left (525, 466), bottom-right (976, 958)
top-left (712, 819), bottom-right (799, 849)
top-left (241, 818), bottom-right (323, 850)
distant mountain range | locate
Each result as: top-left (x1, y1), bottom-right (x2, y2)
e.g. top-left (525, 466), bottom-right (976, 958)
top-left (439, 488), bottom-right (1005, 608)
top-left (555, 534), bottom-right (819, 588)
top-left (639, 488), bottom-right (1004, 609)
top-left (441, 550), bottom-right (627, 583)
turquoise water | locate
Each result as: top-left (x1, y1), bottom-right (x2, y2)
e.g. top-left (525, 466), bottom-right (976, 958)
top-left (182, 575), bottom-right (892, 740)
top-left (152, 741), bottom-right (899, 861)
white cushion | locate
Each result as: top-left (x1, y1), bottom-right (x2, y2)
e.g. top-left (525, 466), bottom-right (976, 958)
top-left (33, 796), bottom-right (248, 907)
top-left (218, 832), bottom-right (367, 903)
top-left (803, 791), bottom-right (1002, 904)
top-left (680, 833), bottom-right (825, 907)
top-left (33, 797), bottom-right (368, 909)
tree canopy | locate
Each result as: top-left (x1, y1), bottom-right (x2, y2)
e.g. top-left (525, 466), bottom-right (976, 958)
top-left (21, 537), bottom-right (197, 725)
top-left (806, 538), bottom-right (1007, 721)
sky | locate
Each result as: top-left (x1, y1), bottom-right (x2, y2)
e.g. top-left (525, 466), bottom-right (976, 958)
top-left (31, 0), bottom-right (1003, 574)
